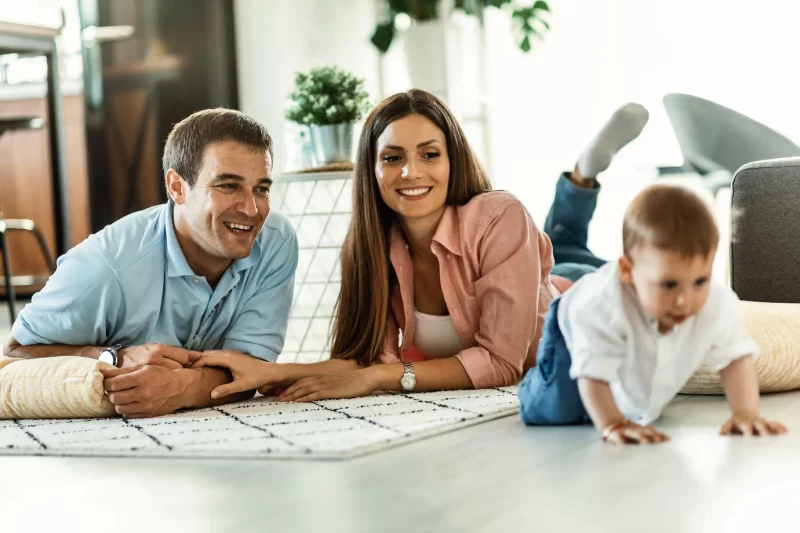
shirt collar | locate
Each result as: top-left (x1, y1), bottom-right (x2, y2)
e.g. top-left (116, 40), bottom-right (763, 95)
top-left (165, 202), bottom-right (196, 278)
top-left (388, 205), bottom-right (462, 260)
top-left (234, 237), bottom-right (262, 272)
top-left (432, 205), bottom-right (462, 256)
top-left (164, 201), bottom-right (263, 278)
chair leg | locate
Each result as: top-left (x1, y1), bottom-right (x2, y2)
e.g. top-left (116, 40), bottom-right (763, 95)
top-left (0, 230), bottom-right (16, 325)
top-left (29, 224), bottom-right (56, 272)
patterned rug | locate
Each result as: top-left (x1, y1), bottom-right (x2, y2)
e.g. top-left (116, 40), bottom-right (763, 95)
top-left (0, 387), bottom-right (519, 459)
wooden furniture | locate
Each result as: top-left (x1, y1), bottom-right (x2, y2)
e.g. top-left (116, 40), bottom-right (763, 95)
top-left (0, 95), bottom-right (90, 297)
top-left (0, 115), bottom-right (57, 322)
top-left (0, 22), bottom-right (71, 255)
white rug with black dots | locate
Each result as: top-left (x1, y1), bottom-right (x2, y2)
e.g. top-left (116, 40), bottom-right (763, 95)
top-left (0, 387), bottom-right (519, 459)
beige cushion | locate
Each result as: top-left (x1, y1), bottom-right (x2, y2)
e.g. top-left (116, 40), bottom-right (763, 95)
top-left (0, 356), bottom-right (117, 419)
top-left (682, 300), bottom-right (800, 395)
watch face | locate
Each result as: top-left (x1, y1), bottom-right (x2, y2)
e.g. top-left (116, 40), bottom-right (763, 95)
top-left (400, 375), bottom-right (415, 391)
top-left (98, 351), bottom-right (115, 366)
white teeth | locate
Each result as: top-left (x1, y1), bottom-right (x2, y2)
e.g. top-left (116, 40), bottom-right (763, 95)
top-left (225, 222), bottom-right (253, 231)
top-left (398, 187), bottom-right (431, 197)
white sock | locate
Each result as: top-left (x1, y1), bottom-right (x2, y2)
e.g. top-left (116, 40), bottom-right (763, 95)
top-left (577, 103), bottom-right (649, 178)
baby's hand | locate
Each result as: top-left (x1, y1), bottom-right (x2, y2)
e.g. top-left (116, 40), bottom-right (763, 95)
top-left (720, 411), bottom-right (788, 436)
top-left (602, 420), bottom-right (670, 445)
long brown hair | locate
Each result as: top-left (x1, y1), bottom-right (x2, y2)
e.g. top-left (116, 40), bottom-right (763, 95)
top-left (330, 89), bottom-right (492, 366)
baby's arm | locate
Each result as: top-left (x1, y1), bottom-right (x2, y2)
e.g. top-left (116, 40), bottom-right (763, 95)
top-left (719, 355), bottom-right (787, 436)
top-left (578, 377), bottom-right (670, 445)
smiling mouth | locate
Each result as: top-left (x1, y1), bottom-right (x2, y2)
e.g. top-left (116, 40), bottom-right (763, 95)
top-left (223, 221), bottom-right (255, 234)
top-left (397, 187), bottom-right (432, 197)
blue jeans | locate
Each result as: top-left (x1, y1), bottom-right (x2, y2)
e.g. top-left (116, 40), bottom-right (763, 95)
top-left (518, 298), bottom-right (590, 425)
top-left (518, 173), bottom-right (606, 425)
top-left (546, 173), bottom-right (606, 283)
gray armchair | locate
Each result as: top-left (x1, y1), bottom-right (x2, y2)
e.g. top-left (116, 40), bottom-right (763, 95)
top-left (663, 94), bottom-right (800, 195)
top-left (730, 157), bottom-right (800, 303)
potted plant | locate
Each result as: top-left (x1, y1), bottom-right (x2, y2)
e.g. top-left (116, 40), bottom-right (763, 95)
top-left (371, 0), bottom-right (551, 54)
top-left (285, 66), bottom-right (371, 165)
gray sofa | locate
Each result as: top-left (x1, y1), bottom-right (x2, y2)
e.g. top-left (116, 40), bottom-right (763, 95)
top-left (730, 157), bottom-right (800, 303)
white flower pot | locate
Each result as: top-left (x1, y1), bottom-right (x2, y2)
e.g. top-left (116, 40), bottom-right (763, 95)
top-left (309, 123), bottom-right (354, 165)
top-left (403, 20), bottom-right (448, 98)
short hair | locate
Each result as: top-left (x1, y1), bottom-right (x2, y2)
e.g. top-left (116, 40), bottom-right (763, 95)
top-left (623, 184), bottom-right (719, 257)
top-left (162, 108), bottom-right (273, 187)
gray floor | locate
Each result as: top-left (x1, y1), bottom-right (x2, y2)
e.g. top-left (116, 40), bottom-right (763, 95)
top-left (0, 392), bottom-right (798, 532)
top-left (2, 302), bottom-right (800, 532)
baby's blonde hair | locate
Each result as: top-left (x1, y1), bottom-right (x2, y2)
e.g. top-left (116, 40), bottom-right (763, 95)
top-left (623, 184), bottom-right (719, 258)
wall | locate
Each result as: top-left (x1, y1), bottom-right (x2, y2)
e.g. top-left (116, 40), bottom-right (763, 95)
top-left (483, 0), bottom-right (800, 224)
top-left (234, 0), bottom-right (800, 264)
top-left (234, 0), bottom-right (381, 172)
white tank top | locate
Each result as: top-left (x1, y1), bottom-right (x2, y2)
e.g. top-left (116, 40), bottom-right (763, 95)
top-left (413, 308), bottom-right (464, 358)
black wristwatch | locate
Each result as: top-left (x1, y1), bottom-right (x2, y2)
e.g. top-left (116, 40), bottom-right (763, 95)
top-left (98, 344), bottom-right (125, 367)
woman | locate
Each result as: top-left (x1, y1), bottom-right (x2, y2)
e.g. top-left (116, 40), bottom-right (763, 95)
top-left (195, 90), bottom-right (649, 402)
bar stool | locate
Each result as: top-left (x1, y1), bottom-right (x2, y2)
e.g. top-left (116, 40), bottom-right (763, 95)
top-left (0, 115), bottom-right (56, 324)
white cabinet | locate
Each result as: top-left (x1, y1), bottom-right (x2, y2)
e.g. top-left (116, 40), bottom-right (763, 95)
top-left (272, 170), bottom-right (352, 363)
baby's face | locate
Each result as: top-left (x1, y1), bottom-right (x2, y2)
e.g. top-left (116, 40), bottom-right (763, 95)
top-left (620, 246), bottom-right (716, 333)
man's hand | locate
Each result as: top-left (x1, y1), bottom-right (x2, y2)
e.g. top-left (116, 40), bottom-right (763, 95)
top-left (192, 350), bottom-right (283, 399)
top-left (118, 344), bottom-right (202, 370)
top-left (101, 365), bottom-right (192, 418)
top-left (720, 410), bottom-right (788, 437)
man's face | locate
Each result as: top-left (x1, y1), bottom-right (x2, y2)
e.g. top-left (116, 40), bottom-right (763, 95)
top-left (176, 141), bottom-right (272, 262)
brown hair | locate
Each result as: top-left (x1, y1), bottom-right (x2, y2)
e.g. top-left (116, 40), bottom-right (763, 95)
top-left (162, 108), bottom-right (273, 187)
top-left (330, 89), bottom-right (492, 366)
top-left (623, 184), bottom-right (719, 257)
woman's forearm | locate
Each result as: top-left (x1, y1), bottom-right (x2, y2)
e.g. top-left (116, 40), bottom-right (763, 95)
top-left (276, 358), bottom-right (361, 386)
top-left (366, 357), bottom-right (473, 392)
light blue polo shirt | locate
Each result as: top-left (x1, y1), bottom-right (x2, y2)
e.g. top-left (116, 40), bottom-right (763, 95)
top-left (11, 202), bottom-right (298, 361)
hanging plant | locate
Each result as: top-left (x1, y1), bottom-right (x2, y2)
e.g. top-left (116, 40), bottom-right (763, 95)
top-left (371, 0), bottom-right (552, 53)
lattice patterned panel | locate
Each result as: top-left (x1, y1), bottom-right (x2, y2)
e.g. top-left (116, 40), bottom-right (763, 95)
top-left (270, 171), bottom-right (352, 363)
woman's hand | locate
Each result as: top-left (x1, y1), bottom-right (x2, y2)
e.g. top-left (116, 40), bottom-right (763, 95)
top-left (720, 410), bottom-right (788, 437)
top-left (278, 369), bottom-right (379, 403)
top-left (192, 350), bottom-right (284, 399)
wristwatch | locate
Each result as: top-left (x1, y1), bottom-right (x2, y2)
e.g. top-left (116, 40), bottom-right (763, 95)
top-left (98, 344), bottom-right (125, 367)
top-left (400, 362), bottom-right (417, 392)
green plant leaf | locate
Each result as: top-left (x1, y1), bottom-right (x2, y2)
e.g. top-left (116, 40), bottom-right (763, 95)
top-left (453, 0), bottom-right (479, 15)
top-left (486, 0), bottom-right (514, 8)
top-left (371, 21), bottom-right (395, 53)
top-left (388, 0), bottom-right (411, 14)
top-left (532, 0), bottom-right (551, 12)
top-left (520, 35), bottom-right (531, 52)
top-left (285, 66), bottom-right (372, 125)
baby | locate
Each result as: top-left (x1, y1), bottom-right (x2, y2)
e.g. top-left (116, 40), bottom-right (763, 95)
top-left (519, 184), bottom-right (787, 444)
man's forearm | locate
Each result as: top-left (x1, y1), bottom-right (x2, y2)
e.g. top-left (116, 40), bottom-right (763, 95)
top-left (180, 367), bottom-right (254, 409)
top-left (3, 338), bottom-right (103, 360)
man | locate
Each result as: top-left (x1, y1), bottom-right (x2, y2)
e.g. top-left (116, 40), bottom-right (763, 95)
top-left (2, 108), bottom-right (298, 418)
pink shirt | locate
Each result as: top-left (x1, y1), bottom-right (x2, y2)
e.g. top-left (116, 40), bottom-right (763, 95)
top-left (379, 191), bottom-right (572, 388)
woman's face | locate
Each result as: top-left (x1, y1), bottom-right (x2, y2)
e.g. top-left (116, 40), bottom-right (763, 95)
top-left (374, 113), bottom-right (450, 223)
